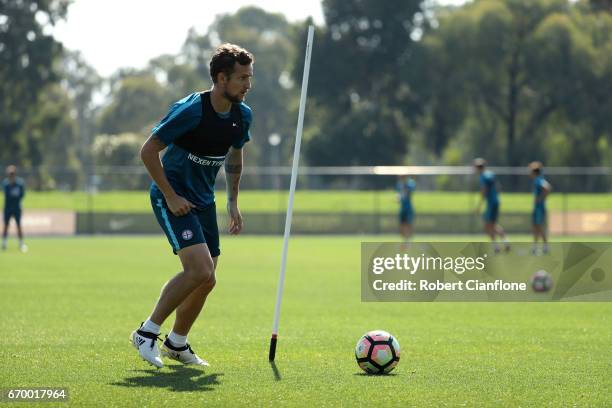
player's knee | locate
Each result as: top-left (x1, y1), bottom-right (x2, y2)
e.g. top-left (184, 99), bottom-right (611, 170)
top-left (202, 275), bottom-right (216, 292)
top-left (185, 259), bottom-right (214, 284)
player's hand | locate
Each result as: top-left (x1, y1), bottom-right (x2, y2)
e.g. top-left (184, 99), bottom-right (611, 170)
top-left (227, 202), bottom-right (243, 235)
top-left (166, 194), bottom-right (196, 216)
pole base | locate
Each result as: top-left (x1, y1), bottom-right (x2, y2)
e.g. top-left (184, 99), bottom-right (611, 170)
top-left (268, 334), bottom-right (278, 361)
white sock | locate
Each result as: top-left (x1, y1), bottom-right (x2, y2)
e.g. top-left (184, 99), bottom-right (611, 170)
top-left (167, 331), bottom-right (188, 347)
top-left (1, 238), bottom-right (6, 248)
top-left (142, 319), bottom-right (161, 334)
top-left (543, 243), bottom-right (549, 253)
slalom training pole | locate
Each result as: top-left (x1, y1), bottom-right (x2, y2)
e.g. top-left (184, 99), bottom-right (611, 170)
top-left (269, 25), bottom-right (315, 362)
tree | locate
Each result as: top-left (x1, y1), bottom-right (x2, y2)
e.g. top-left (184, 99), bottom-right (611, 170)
top-left (299, 0), bottom-right (423, 168)
top-left (425, 0), bottom-right (574, 167)
top-left (0, 0), bottom-right (69, 166)
top-left (61, 50), bottom-right (102, 187)
top-left (93, 133), bottom-right (147, 189)
top-left (588, 0), bottom-right (612, 12)
top-left (181, 7), bottom-right (300, 182)
top-left (20, 84), bottom-right (80, 189)
top-left (97, 73), bottom-right (169, 135)
top-left (148, 53), bottom-right (202, 103)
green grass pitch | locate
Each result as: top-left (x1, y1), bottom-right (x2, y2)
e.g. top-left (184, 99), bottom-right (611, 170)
top-left (1, 235), bottom-right (610, 406)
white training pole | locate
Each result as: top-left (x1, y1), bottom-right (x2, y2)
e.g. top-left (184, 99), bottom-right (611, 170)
top-left (269, 25), bottom-right (315, 361)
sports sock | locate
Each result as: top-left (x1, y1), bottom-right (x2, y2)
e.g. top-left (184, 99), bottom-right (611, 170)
top-left (542, 243), bottom-right (549, 253)
top-left (142, 319), bottom-right (161, 335)
top-left (167, 331), bottom-right (188, 347)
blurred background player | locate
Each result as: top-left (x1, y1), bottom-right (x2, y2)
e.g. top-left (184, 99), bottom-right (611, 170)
top-left (473, 158), bottom-right (509, 253)
top-left (529, 161), bottom-right (551, 254)
top-left (2, 165), bottom-right (27, 252)
top-left (396, 175), bottom-right (416, 242)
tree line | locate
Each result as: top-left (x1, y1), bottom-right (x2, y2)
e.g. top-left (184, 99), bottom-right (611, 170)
top-left (1, 0), bottom-right (610, 190)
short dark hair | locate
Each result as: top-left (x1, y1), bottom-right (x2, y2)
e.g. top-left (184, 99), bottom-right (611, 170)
top-left (473, 158), bottom-right (486, 168)
top-left (529, 161), bottom-right (543, 175)
top-left (209, 43), bottom-right (253, 83)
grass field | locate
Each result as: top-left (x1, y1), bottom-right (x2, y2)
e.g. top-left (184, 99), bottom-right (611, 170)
top-left (0, 235), bottom-right (610, 407)
top-left (10, 190), bottom-right (612, 213)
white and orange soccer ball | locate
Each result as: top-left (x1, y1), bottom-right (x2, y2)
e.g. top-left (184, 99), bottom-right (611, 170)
top-left (355, 330), bottom-right (400, 374)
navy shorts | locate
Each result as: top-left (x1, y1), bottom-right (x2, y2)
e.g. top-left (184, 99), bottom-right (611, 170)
top-left (483, 202), bottom-right (499, 223)
top-left (532, 206), bottom-right (546, 226)
top-left (3, 208), bottom-right (21, 226)
top-left (399, 209), bottom-right (414, 224)
top-left (151, 193), bottom-right (220, 257)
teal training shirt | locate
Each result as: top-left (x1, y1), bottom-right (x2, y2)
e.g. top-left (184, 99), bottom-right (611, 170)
top-left (397, 178), bottom-right (416, 211)
top-left (533, 175), bottom-right (547, 209)
top-left (479, 171), bottom-right (499, 205)
top-left (150, 91), bottom-right (252, 208)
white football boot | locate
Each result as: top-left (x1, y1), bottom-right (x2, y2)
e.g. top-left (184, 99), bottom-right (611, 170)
top-left (161, 336), bottom-right (209, 366)
top-left (130, 326), bottom-right (164, 368)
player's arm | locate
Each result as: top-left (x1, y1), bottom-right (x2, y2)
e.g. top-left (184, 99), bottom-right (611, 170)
top-left (225, 146), bottom-right (244, 235)
top-left (538, 181), bottom-right (552, 202)
top-left (140, 135), bottom-right (195, 216)
top-left (407, 180), bottom-right (415, 198)
top-left (476, 186), bottom-right (486, 213)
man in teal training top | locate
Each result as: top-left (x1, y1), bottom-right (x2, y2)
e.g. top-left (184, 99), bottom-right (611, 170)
top-left (131, 43), bottom-right (254, 368)
top-left (474, 158), bottom-right (510, 253)
top-left (529, 161), bottom-right (551, 255)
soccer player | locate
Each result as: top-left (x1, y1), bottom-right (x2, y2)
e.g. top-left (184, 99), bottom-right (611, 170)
top-left (529, 161), bottom-right (551, 255)
top-left (131, 44), bottom-right (254, 368)
top-left (473, 158), bottom-right (510, 253)
top-left (2, 165), bottom-right (27, 252)
top-left (397, 175), bottom-right (416, 241)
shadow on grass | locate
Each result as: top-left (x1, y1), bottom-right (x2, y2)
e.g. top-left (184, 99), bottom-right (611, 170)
top-left (269, 361), bottom-right (281, 381)
top-left (353, 372), bottom-right (399, 377)
top-left (111, 364), bottom-right (223, 392)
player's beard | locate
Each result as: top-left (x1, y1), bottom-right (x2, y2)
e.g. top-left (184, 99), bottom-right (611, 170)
top-left (224, 89), bottom-right (244, 104)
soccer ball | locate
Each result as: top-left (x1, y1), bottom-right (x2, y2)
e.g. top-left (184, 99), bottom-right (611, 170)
top-left (530, 270), bottom-right (553, 292)
top-left (355, 330), bottom-right (400, 374)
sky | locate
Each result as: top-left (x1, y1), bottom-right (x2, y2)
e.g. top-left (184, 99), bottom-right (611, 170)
top-left (53, 0), bottom-right (467, 77)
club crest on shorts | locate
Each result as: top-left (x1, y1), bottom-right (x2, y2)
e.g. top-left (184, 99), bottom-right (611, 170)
top-left (181, 229), bottom-right (193, 240)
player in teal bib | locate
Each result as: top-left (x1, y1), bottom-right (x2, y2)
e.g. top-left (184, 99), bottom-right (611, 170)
top-left (473, 158), bottom-right (510, 253)
top-left (529, 161), bottom-right (551, 254)
top-left (2, 165), bottom-right (27, 252)
top-left (131, 44), bottom-right (254, 369)
top-left (397, 175), bottom-right (416, 241)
